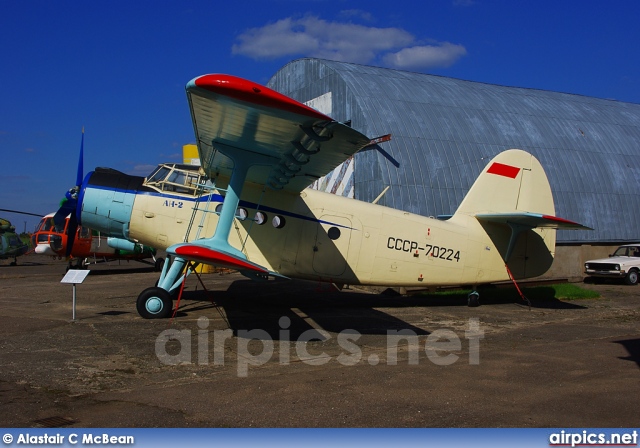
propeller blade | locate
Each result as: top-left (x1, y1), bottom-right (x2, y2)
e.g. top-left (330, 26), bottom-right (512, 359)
top-left (65, 213), bottom-right (78, 257)
top-left (53, 128), bottom-right (85, 255)
top-left (53, 198), bottom-right (77, 231)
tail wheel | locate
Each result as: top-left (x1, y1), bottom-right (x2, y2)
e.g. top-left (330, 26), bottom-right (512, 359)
top-left (136, 287), bottom-right (173, 319)
top-left (467, 291), bottom-right (480, 307)
top-left (624, 269), bottom-right (638, 285)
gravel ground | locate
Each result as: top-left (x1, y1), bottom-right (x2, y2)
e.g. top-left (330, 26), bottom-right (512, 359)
top-left (1, 254), bottom-right (638, 427)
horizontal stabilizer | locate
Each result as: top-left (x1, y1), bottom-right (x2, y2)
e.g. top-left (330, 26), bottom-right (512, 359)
top-left (475, 212), bottom-right (592, 230)
top-left (167, 243), bottom-right (286, 278)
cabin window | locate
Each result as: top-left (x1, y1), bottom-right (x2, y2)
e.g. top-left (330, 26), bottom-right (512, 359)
top-left (255, 211), bottom-right (267, 225)
top-left (327, 227), bottom-right (341, 240)
top-left (272, 215), bottom-right (286, 229)
top-left (236, 208), bottom-right (248, 220)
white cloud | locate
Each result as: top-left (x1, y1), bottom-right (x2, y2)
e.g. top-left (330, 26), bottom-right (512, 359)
top-left (382, 42), bottom-right (468, 69)
top-left (232, 15), bottom-right (465, 70)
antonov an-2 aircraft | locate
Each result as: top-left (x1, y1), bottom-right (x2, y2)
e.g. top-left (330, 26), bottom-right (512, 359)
top-left (54, 74), bottom-right (589, 318)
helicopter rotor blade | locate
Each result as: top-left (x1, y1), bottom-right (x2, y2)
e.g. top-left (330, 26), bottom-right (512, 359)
top-left (0, 209), bottom-right (44, 218)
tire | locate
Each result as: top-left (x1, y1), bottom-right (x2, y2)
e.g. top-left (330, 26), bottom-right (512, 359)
top-left (624, 269), bottom-right (638, 286)
top-left (136, 287), bottom-right (173, 319)
top-left (467, 291), bottom-right (480, 307)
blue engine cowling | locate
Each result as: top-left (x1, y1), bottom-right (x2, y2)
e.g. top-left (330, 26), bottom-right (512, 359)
top-left (78, 168), bottom-right (147, 240)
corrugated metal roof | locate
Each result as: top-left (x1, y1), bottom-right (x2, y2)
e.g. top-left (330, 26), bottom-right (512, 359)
top-left (267, 58), bottom-right (640, 243)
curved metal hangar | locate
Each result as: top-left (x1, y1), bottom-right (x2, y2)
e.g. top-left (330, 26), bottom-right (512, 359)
top-left (267, 58), bottom-right (640, 279)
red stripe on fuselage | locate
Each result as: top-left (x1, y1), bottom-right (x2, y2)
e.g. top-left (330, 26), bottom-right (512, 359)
top-left (487, 162), bottom-right (521, 179)
top-left (194, 74), bottom-right (330, 120)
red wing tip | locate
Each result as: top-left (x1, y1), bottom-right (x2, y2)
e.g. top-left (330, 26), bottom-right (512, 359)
top-left (542, 215), bottom-right (591, 229)
top-left (174, 245), bottom-right (269, 273)
top-left (542, 215), bottom-right (579, 225)
top-left (191, 74), bottom-right (331, 121)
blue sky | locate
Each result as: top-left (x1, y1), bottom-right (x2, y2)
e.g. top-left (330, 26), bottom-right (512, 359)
top-left (1, 0), bottom-right (639, 231)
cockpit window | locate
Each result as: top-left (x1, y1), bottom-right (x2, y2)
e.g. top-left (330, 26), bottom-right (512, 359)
top-left (147, 166), bottom-right (171, 184)
top-left (143, 164), bottom-right (208, 196)
top-left (37, 217), bottom-right (56, 232)
top-left (167, 170), bottom-right (186, 186)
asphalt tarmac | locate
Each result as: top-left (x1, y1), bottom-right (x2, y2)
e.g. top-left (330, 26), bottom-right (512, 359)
top-left (1, 254), bottom-right (639, 428)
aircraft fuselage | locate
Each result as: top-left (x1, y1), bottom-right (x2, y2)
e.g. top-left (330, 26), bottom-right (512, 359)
top-left (78, 167), bottom-right (553, 287)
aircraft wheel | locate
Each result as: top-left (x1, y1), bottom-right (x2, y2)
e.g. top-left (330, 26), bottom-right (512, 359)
top-left (624, 269), bottom-right (638, 286)
top-left (467, 291), bottom-right (480, 307)
top-left (154, 257), bottom-right (165, 272)
top-left (136, 287), bottom-right (173, 319)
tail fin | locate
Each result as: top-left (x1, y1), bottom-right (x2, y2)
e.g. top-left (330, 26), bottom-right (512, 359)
top-left (454, 150), bottom-right (589, 279)
top-left (454, 149), bottom-right (554, 217)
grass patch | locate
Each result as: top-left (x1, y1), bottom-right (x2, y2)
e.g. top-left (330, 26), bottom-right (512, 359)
top-left (420, 283), bottom-right (600, 302)
top-left (543, 283), bottom-right (600, 300)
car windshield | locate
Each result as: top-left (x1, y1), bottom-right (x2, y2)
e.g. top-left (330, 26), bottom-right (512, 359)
top-left (612, 246), bottom-right (640, 257)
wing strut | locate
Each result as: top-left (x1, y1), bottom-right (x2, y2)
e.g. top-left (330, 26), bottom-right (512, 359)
top-left (164, 143), bottom-right (281, 281)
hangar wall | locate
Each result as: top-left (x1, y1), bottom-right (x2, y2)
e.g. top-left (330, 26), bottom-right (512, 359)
top-left (267, 58), bottom-right (640, 246)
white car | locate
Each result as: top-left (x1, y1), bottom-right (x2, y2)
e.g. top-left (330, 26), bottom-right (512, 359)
top-left (584, 244), bottom-right (640, 285)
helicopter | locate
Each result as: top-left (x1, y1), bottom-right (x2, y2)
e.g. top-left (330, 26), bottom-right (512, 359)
top-left (32, 212), bottom-right (164, 271)
top-left (0, 216), bottom-right (30, 266)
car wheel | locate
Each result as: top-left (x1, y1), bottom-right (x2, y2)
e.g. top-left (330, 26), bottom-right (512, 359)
top-left (624, 269), bottom-right (638, 285)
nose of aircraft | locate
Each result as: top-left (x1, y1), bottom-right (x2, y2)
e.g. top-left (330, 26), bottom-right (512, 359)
top-left (77, 167), bottom-right (145, 241)
top-left (35, 243), bottom-right (57, 256)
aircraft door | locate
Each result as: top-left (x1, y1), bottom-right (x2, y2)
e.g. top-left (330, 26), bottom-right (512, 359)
top-left (310, 215), bottom-right (352, 277)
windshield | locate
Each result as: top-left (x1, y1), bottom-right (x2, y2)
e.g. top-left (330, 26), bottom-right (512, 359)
top-left (146, 166), bottom-right (171, 184)
top-left (36, 217), bottom-right (56, 232)
top-left (143, 164), bottom-right (207, 196)
top-left (612, 246), bottom-right (640, 257)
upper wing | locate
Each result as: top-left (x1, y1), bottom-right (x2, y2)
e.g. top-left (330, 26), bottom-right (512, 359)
top-left (475, 212), bottom-right (592, 230)
top-left (186, 74), bottom-right (371, 193)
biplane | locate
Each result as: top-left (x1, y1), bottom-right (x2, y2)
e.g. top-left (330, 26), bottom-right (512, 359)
top-left (53, 74), bottom-right (589, 318)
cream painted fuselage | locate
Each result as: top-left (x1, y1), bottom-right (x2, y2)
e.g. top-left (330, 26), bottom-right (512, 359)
top-left (127, 184), bottom-right (550, 287)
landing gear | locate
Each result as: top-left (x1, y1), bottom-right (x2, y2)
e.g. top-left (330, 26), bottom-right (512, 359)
top-left (135, 255), bottom-right (188, 318)
top-left (136, 287), bottom-right (173, 319)
top-left (467, 290), bottom-right (480, 307)
top-left (66, 258), bottom-right (87, 271)
top-left (154, 257), bottom-right (165, 272)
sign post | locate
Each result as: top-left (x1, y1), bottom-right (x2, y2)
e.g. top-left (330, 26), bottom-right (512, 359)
top-left (60, 269), bottom-right (91, 320)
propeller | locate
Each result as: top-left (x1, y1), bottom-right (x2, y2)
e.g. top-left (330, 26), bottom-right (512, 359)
top-left (53, 129), bottom-right (84, 257)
